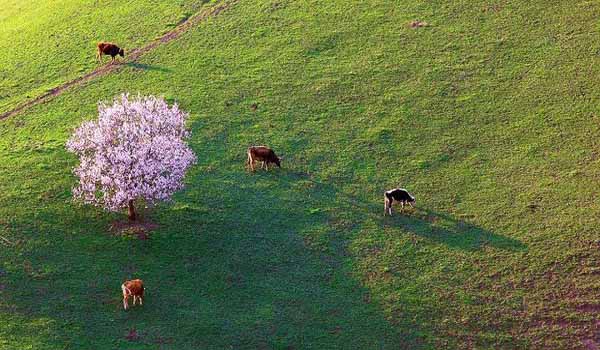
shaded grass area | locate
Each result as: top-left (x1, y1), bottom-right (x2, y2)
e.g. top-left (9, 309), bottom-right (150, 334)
top-left (1, 0), bottom-right (600, 349)
top-left (0, 167), bottom-right (414, 349)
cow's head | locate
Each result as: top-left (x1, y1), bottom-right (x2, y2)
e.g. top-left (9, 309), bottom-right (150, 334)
top-left (274, 156), bottom-right (281, 168)
top-left (119, 48), bottom-right (125, 57)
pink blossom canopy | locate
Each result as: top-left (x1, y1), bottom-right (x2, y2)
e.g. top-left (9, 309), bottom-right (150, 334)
top-left (66, 94), bottom-right (197, 212)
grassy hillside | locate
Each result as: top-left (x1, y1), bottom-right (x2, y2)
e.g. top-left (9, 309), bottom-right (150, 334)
top-left (1, 0), bottom-right (600, 349)
top-left (0, 0), bottom-right (207, 114)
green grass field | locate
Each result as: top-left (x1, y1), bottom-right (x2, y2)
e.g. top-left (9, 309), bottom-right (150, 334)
top-left (0, 0), bottom-right (208, 115)
top-left (1, 0), bottom-right (600, 348)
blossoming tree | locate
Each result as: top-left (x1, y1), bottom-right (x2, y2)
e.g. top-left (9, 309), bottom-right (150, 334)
top-left (67, 94), bottom-right (197, 221)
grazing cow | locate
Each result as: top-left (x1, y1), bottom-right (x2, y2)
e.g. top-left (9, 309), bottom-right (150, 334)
top-left (97, 42), bottom-right (124, 63)
top-left (246, 146), bottom-right (281, 171)
top-left (384, 188), bottom-right (415, 216)
top-left (121, 279), bottom-right (144, 310)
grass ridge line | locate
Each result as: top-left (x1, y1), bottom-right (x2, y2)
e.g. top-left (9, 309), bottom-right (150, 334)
top-left (0, 0), bottom-right (236, 121)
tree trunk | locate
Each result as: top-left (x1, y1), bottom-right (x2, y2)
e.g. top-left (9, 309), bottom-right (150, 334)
top-left (128, 200), bottom-right (136, 221)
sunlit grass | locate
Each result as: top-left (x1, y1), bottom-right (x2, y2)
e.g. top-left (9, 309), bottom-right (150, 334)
top-left (1, 0), bottom-right (600, 349)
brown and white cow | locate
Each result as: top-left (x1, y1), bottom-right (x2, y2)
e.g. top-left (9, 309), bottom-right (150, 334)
top-left (97, 42), bottom-right (124, 63)
top-left (121, 279), bottom-right (144, 310)
top-left (246, 146), bottom-right (281, 171)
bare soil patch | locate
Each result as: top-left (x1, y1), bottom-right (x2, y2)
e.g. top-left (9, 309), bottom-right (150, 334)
top-left (410, 20), bottom-right (429, 28)
top-left (125, 328), bottom-right (141, 341)
top-left (577, 304), bottom-right (600, 313)
top-left (584, 339), bottom-right (600, 350)
top-left (110, 220), bottom-right (158, 240)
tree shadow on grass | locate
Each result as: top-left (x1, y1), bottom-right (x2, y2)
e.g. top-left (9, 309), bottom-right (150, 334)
top-left (0, 154), bottom-right (524, 349)
top-left (162, 175), bottom-right (427, 349)
top-left (125, 62), bottom-right (172, 73)
top-left (0, 174), bottom-right (428, 349)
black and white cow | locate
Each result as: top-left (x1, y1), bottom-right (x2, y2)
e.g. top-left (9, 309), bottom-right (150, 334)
top-left (384, 188), bottom-right (415, 216)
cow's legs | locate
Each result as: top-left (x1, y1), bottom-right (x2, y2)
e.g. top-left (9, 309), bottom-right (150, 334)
top-left (122, 284), bottom-right (129, 309)
top-left (384, 196), bottom-right (390, 216)
top-left (384, 196), bottom-right (387, 216)
top-left (386, 197), bottom-right (393, 216)
top-left (248, 152), bottom-right (255, 171)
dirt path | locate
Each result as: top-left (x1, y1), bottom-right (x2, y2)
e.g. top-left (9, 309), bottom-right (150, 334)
top-left (0, 1), bottom-right (235, 121)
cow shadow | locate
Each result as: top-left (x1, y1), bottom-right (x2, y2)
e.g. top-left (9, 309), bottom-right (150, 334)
top-left (385, 208), bottom-right (527, 252)
top-left (125, 62), bottom-right (172, 73)
top-left (276, 169), bottom-right (526, 253)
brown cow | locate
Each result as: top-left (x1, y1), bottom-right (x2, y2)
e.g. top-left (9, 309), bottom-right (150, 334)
top-left (247, 146), bottom-right (281, 171)
top-left (97, 42), bottom-right (124, 63)
top-left (121, 279), bottom-right (144, 310)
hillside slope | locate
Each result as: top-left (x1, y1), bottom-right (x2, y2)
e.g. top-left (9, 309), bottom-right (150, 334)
top-left (1, 0), bottom-right (600, 349)
top-left (0, 0), bottom-right (206, 114)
